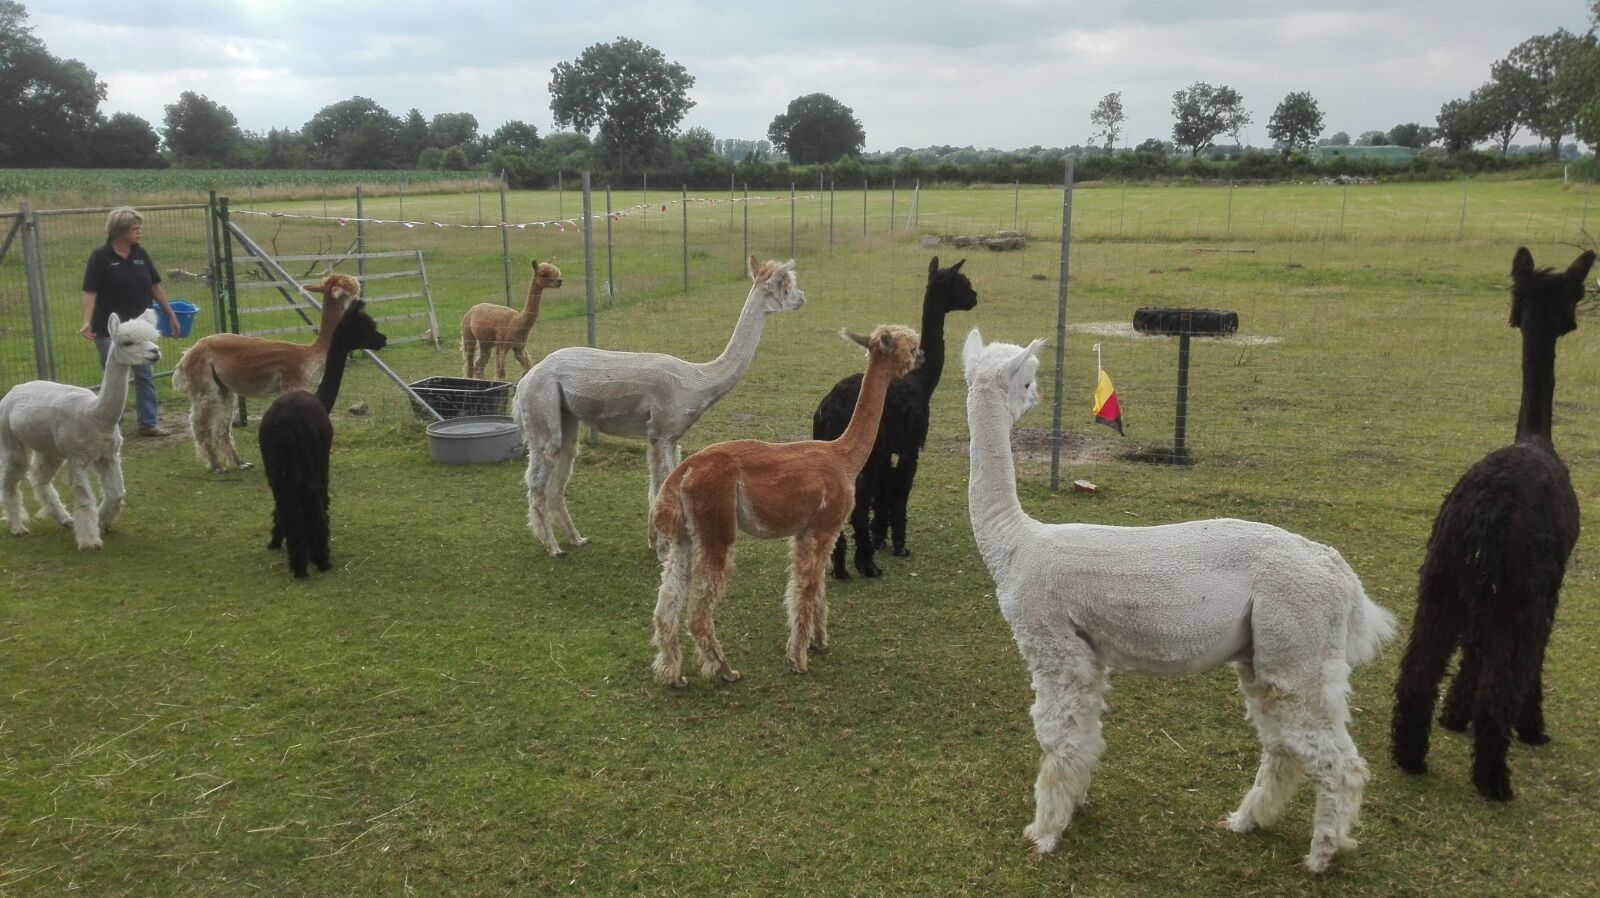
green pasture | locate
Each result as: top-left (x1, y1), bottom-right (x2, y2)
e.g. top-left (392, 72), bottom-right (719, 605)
top-left (2, 179), bottom-right (1598, 895)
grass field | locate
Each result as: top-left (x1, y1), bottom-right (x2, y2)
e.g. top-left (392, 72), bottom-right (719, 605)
top-left (2, 179), bottom-right (1599, 896)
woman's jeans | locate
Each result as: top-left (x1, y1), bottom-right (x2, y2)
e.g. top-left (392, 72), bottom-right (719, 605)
top-left (93, 336), bottom-right (159, 430)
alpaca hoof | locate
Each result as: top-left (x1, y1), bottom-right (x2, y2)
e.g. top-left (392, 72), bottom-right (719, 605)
top-left (1219, 812), bottom-right (1254, 834)
top-left (1439, 713), bottom-right (1470, 733)
top-left (76, 538), bottom-right (103, 551)
top-left (237, 462), bottom-right (254, 470)
top-left (569, 536), bottom-right (590, 548)
top-left (892, 546), bottom-right (912, 558)
top-left (669, 676), bottom-right (689, 689)
top-left (1517, 730), bottom-right (1551, 746)
top-left (718, 667), bottom-right (742, 683)
top-left (787, 658), bottom-right (809, 675)
top-left (858, 561), bottom-right (882, 578)
top-left (9, 523), bottom-right (30, 536)
top-left (1023, 825), bottom-right (1058, 856)
top-left (830, 567), bottom-right (851, 581)
top-left (1393, 756), bottom-right (1428, 775)
top-left (1298, 854), bottom-right (1332, 875)
top-left (292, 569), bottom-right (309, 579)
top-left (315, 560), bottom-right (332, 572)
top-left (1473, 773), bottom-right (1514, 802)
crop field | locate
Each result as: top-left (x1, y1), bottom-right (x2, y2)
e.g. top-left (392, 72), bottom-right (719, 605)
top-left (1, 178), bottom-right (1598, 895)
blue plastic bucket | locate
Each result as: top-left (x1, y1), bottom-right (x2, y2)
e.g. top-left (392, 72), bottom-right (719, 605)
top-left (154, 300), bottom-right (200, 337)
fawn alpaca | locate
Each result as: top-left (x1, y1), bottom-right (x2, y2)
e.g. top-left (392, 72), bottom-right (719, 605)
top-left (648, 325), bottom-right (923, 686)
top-left (460, 259), bottom-right (562, 380)
top-left (172, 273), bottom-right (357, 473)
top-left (961, 329), bottom-right (1394, 873)
top-left (257, 300), bottom-right (387, 578)
top-left (0, 311), bottom-right (162, 549)
top-left (1391, 247), bottom-right (1594, 801)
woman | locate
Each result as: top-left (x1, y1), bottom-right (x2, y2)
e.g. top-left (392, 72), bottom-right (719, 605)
top-left (80, 206), bottom-right (181, 437)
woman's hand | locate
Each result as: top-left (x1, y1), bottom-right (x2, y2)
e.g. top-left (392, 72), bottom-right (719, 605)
top-left (166, 311), bottom-right (181, 336)
top-left (79, 322), bottom-right (95, 340)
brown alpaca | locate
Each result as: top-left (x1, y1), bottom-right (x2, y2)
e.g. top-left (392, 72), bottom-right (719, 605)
top-left (460, 260), bottom-right (563, 380)
top-left (171, 273), bottom-right (357, 473)
top-left (647, 324), bottom-right (923, 687)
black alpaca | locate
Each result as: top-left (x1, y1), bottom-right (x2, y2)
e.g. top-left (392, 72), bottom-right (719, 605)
top-left (258, 300), bottom-right (387, 578)
top-left (1390, 247), bottom-right (1594, 800)
top-left (811, 256), bottom-right (978, 579)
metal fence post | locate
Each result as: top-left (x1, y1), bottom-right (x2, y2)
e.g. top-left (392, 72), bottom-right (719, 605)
top-left (206, 190), bottom-right (224, 334)
top-left (1049, 159), bottom-right (1075, 492)
top-left (828, 179), bottom-right (835, 252)
top-left (605, 184), bottom-right (615, 307)
top-left (355, 185), bottom-right (367, 286)
top-left (583, 172), bottom-right (598, 446)
top-left (742, 184), bottom-right (749, 266)
top-left (890, 175), bottom-right (897, 233)
top-left (790, 182), bottom-right (796, 261)
top-left (500, 171), bottom-right (513, 306)
top-left (862, 178), bottom-right (868, 236)
top-left (682, 183), bottom-right (689, 291)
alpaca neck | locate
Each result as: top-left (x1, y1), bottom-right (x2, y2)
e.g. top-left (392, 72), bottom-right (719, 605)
top-left (315, 337), bottom-right (357, 412)
top-left (965, 385), bottom-right (1031, 563)
top-left (93, 352), bottom-right (136, 429)
top-left (831, 353), bottom-right (896, 469)
top-left (308, 294), bottom-right (343, 351)
top-left (696, 295), bottom-right (770, 395)
top-left (513, 281), bottom-right (545, 328)
top-left (905, 296), bottom-right (951, 397)
top-left (1514, 326), bottom-right (1559, 444)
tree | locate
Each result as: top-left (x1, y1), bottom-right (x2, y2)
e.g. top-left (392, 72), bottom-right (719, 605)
top-left (90, 112), bottom-right (160, 167)
top-left (1494, 31), bottom-right (1587, 159)
top-left (1170, 82), bottom-right (1248, 158)
top-left (1328, 131), bottom-right (1351, 146)
top-left (400, 108), bottom-right (429, 165)
top-left (438, 145), bottom-right (469, 171)
top-left (303, 96), bottom-right (402, 169)
top-left (1357, 130), bottom-right (1387, 146)
top-left (1090, 92), bottom-right (1125, 152)
top-left (1386, 122), bottom-right (1434, 149)
top-left (0, 0), bottom-right (105, 166)
top-left (549, 36), bottom-right (695, 167)
top-left (489, 120), bottom-right (541, 153)
top-left (256, 127), bottom-right (310, 169)
top-left (1435, 98), bottom-right (1488, 154)
top-left (429, 112), bottom-right (479, 149)
top-left (1135, 137), bottom-right (1170, 154)
top-left (162, 91), bottom-right (240, 166)
top-left (1558, 35), bottom-right (1600, 152)
top-left (767, 93), bottom-right (866, 164)
top-left (1469, 80), bottom-right (1522, 155)
top-left (1265, 91), bottom-right (1323, 154)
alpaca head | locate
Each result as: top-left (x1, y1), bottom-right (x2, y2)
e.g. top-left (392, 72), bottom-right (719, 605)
top-left (106, 310), bottom-right (162, 368)
top-left (926, 256), bottom-right (979, 313)
top-left (303, 273), bottom-right (361, 307)
top-left (332, 299), bottom-right (388, 353)
top-left (746, 255), bottom-right (806, 315)
top-left (530, 259), bottom-right (563, 289)
top-left (842, 324), bottom-right (922, 377)
top-left (1509, 247), bottom-right (1594, 337)
top-left (962, 329), bottom-right (1043, 425)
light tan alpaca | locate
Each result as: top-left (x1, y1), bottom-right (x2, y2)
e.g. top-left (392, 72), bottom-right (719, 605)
top-left (647, 324), bottom-right (923, 687)
top-left (460, 259), bottom-right (563, 380)
top-left (171, 273), bottom-right (357, 473)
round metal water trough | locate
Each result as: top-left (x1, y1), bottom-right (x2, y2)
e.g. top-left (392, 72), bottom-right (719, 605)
top-left (425, 415), bottom-right (525, 465)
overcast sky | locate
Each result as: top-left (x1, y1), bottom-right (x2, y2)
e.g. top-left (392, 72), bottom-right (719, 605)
top-left (28, 0), bottom-right (1594, 152)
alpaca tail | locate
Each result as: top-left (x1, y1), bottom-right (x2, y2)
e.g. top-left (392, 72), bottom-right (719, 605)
top-left (171, 347), bottom-right (196, 395)
top-left (648, 473), bottom-right (687, 559)
top-left (1345, 581), bottom-right (1397, 669)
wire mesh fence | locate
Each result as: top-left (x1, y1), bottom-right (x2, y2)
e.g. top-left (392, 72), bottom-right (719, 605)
top-left (3, 175), bottom-right (1597, 491)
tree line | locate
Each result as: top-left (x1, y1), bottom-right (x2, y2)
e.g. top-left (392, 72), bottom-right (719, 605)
top-left (3, 0), bottom-right (1597, 191)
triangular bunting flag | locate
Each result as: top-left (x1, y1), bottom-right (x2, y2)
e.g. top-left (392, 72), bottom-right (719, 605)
top-left (1093, 368), bottom-right (1124, 435)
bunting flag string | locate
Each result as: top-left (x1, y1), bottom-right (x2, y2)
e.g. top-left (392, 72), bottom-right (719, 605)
top-left (233, 194), bottom-right (820, 232)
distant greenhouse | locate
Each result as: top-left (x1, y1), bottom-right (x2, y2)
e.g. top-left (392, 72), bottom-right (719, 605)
top-left (1313, 145), bottom-right (1416, 165)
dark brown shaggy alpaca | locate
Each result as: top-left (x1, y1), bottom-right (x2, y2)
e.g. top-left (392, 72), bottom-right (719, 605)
top-left (811, 257), bottom-right (977, 578)
top-left (258, 301), bottom-right (387, 578)
top-left (1390, 247), bottom-right (1594, 800)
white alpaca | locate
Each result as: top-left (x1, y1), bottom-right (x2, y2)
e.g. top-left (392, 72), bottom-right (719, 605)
top-left (0, 311), bottom-right (162, 549)
top-left (513, 255), bottom-right (806, 557)
top-left (960, 329), bottom-right (1395, 874)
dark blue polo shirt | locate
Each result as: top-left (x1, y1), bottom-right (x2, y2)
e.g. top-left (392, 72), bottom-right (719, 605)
top-left (82, 242), bottom-right (161, 335)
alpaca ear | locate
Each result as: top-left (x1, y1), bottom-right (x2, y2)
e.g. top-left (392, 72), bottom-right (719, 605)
top-left (840, 328), bottom-right (871, 351)
top-left (780, 259), bottom-right (796, 276)
top-left (1003, 338), bottom-right (1046, 383)
top-left (951, 258), bottom-right (965, 272)
top-left (877, 329), bottom-right (895, 354)
top-left (748, 254), bottom-right (760, 281)
top-left (961, 328), bottom-right (984, 378)
top-left (1566, 250), bottom-right (1596, 285)
top-left (928, 256), bottom-right (939, 280)
top-left (139, 308), bottom-right (159, 327)
top-left (302, 282), bottom-right (326, 295)
top-left (1511, 247), bottom-right (1535, 285)
top-left (106, 312), bottom-right (122, 336)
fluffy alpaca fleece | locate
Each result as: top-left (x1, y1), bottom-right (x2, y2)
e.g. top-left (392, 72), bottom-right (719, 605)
top-left (1391, 248), bottom-right (1594, 801)
top-left (172, 273), bottom-right (358, 473)
top-left (514, 255), bottom-right (806, 557)
top-left (961, 329), bottom-right (1395, 874)
top-left (647, 324), bottom-right (923, 686)
top-left (812, 256), bottom-right (978, 578)
top-left (0, 311), bottom-right (162, 549)
top-left (257, 300), bottom-right (387, 578)
top-left (460, 259), bottom-right (563, 380)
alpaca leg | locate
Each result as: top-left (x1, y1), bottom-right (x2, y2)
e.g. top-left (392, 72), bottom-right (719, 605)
top-left (785, 535), bottom-right (832, 672)
top-left (26, 453), bottom-right (71, 527)
top-left (1224, 662), bottom-right (1307, 833)
top-left (1439, 647), bottom-right (1479, 732)
top-left (651, 540), bottom-right (694, 687)
top-left (1390, 571), bottom-right (1466, 775)
top-left (687, 540), bottom-right (739, 683)
top-left (523, 446), bottom-right (563, 557)
top-left (65, 461), bottom-right (103, 550)
top-left (189, 399), bottom-right (224, 473)
top-left (92, 455), bottom-right (125, 532)
top-left (550, 411), bottom-right (588, 547)
top-left (309, 466), bottom-right (332, 572)
top-left (1468, 600), bottom-right (1551, 801)
top-left (1292, 724), bottom-right (1368, 874)
top-left (645, 438), bottom-right (678, 503)
top-left (887, 452), bottom-right (918, 557)
top-left (512, 346), bottom-right (534, 378)
top-left (220, 393), bottom-right (250, 470)
top-left (1516, 629), bottom-right (1552, 745)
top-left (2, 449), bottom-right (32, 534)
top-left (829, 532), bottom-right (850, 581)
top-left (1021, 640), bottom-right (1108, 855)
top-left (848, 486), bottom-right (880, 579)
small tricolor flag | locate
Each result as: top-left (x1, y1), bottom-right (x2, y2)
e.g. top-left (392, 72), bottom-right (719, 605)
top-left (1091, 343), bottom-right (1124, 435)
